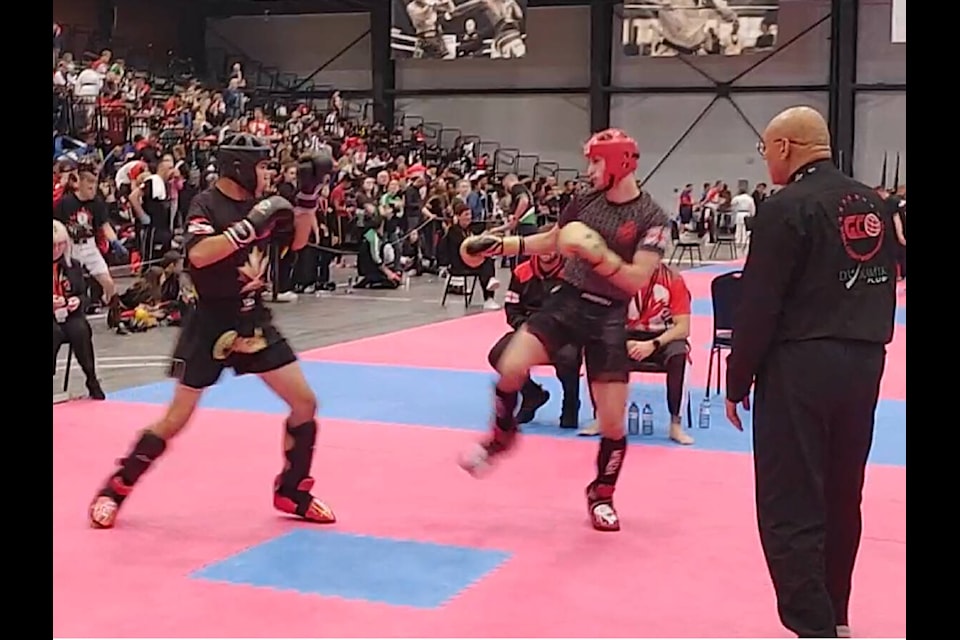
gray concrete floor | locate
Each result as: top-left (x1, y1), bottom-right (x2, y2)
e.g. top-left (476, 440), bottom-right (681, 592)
top-left (54, 256), bottom-right (737, 400)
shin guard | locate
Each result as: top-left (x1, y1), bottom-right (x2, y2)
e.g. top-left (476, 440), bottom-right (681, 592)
top-left (278, 419), bottom-right (317, 494)
top-left (91, 431), bottom-right (166, 528)
top-left (593, 436), bottom-right (627, 489)
top-left (274, 419), bottom-right (336, 523)
top-left (586, 436), bottom-right (626, 531)
top-left (101, 431), bottom-right (167, 504)
top-left (494, 385), bottom-right (519, 432)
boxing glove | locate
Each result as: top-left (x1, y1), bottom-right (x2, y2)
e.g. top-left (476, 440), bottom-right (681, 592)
top-left (224, 195), bottom-right (294, 249)
top-left (295, 152), bottom-right (335, 213)
top-left (460, 234), bottom-right (525, 269)
top-left (557, 221), bottom-right (624, 277)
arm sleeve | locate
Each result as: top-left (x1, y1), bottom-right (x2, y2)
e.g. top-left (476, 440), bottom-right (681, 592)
top-left (181, 196), bottom-right (217, 254)
top-left (725, 197), bottom-right (805, 403)
top-left (636, 196), bottom-right (671, 256)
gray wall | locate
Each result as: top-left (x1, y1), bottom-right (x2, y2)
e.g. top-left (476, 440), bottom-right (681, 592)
top-left (206, 1), bottom-right (906, 195)
top-left (854, 0), bottom-right (906, 185)
top-left (206, 13), bottom-right (373, 90)
top-left (611, 92), bottom-right (829, 207)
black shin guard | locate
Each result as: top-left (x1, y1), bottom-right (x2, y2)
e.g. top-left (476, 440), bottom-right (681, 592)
top-left (102, 431), bottom-right (167, 503)
top-left (279, 419), bottom-right (317, 494)
top-left (494, 385), bottom-right (519, 432)
top-left (592, 436), bottom-right (627, 496)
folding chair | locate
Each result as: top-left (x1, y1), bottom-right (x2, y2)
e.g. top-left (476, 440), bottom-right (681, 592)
top-left (61, 345), bottom-right (74, 393)
top-left (705, 270), bottom-right (743, 398)
top-left (709, 212), bottom-right (739, 260)
top-left (441, 272), bottom-right (481, 308)
top-left (668, 220), bottom-right (702, 267)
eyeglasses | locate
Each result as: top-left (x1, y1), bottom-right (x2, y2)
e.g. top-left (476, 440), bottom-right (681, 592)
top-left (757, 138), bottom-right (818, 157)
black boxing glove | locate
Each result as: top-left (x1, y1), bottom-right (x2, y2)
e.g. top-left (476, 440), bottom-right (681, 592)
top-left (295, 152), bottom-right (335, 212)
top-left (224, 195), bottom-right (294, 249)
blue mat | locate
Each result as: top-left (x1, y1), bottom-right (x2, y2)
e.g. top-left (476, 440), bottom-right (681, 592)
top-left (110, 362), bottom-right (906, 467)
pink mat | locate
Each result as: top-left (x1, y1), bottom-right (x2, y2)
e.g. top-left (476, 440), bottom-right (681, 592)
top-left (54, 402), bottom-right (905, 638)
top-left (301, 313), bottom-right (907, 401)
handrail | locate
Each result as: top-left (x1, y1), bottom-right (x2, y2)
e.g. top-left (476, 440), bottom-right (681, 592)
top-left (534, 161), bottom-right (559, 177)
top-left (517, 154), bottom-right (539, 178)
top-left (439, 128), bottom-right (461, 150)
top-left (494, 148), bottom-right (520, 175)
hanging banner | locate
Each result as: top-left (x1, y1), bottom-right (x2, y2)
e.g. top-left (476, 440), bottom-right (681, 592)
top-left (621, 1), bottom-right (781, 57)
top-left (892, 0), bottom-right (906, 43)
top-left (391, 0), bottom-right (528, 60)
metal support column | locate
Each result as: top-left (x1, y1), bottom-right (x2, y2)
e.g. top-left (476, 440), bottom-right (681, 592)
top-left (371, 3), bottom-right (396, 127)
top-left (589, 0), bottom-right (613, 132)
top-left (97, 0), bottom-right (116, 44)
top-left (828, 0), bottom-right (858, 175)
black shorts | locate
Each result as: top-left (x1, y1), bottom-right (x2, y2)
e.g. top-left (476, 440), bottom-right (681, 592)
top-left (627, 330), bottom-right (689, 367)
top-left (525, 283), bottom-right (630, 383)
top-left (169, 305), bottom-right (297, 390)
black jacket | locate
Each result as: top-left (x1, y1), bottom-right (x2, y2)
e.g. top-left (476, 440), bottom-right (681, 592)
top-left (504, 256), bottom-right (565, 329)
top-left (53, 257), bottom-right (88, 322)
top-left (726, 160), bottom-right (898, 403)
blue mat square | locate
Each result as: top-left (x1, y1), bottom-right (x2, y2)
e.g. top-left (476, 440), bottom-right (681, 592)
top-left (192, 530), bottom-right (511, 608)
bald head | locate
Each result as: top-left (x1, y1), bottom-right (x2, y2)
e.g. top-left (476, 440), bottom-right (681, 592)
top-left (760, 106), bottom-right (834, 185)
top-left (764, 106), bottom-right (831, 147)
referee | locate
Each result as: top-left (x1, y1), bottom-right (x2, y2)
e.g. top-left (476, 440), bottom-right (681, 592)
top-left (725, 107), bottom-right (898, 639)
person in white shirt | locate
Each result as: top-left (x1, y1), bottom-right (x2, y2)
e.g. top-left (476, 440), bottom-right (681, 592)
top-left (730, 186), bottom-right (756, 247)
top-left (74, 68), bottom-right (103, 98)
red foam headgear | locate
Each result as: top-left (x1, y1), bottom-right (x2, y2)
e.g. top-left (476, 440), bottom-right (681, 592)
top-left (583, 129), bottom-right (639, 187)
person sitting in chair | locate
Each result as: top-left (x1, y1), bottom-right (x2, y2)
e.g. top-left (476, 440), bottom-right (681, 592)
top-left (440, 201), bottom-right (500, 310)
top-left (53, 219), bottom-right (104, 399)
top-left (354, 212), bottom-right (402, 289)
top-left (580, 263), bottom-right (693, 444)
top-left (487, 225), bottom-right (582, 429)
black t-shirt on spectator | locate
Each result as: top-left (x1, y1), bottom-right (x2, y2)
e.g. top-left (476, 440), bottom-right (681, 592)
top-left (142, 175), bottom-right (172, 231)
top-left (509, 183), bottom-right (533, 221)
top-left (404, 185), bottom-right (422, 219)
top-left (55, 192), bottom-right (108, 242)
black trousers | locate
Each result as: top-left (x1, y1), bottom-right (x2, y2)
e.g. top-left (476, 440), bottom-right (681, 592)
top-left (293, 243), bottom-right (332, 288)
top-left (752, 339), bottom-right (885, 638)
top-left (53, 316), bottom-right (97, 383)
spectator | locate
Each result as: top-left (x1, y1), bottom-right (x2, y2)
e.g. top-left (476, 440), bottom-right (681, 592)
top-left (440, 203), bottom-right (500, 311)
top-left (53, 220), bottom-right (104, 399)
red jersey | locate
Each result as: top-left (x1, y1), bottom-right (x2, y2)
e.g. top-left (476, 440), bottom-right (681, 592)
top-left (248, 119), bottom-right (272, 137)
top-left (627, 266), bottom-right (691, 333)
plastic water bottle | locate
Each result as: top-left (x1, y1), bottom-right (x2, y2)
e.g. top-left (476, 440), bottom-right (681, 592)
top-left (641, 403), bottom-right (654, 436)
top-left (627, 402), bottom-right (640, 436)
top-left (698, 397), bottom-right (711, 429)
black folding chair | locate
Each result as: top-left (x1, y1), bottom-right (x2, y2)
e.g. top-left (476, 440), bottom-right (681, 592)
top-left (668, 220), bottom-right (703, 267)
top-left (706, 270), bottom-right (743, 398)
top-left (61, 345), bottom-right (74, 393)
top-left (441, 272), bottom-right (480, 308)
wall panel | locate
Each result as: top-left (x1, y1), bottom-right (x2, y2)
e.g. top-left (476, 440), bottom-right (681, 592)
top-left (610, 92), bottom-right (828, 207)
top-left (205, 13), bottom-right (373, 90)
top-left (857, 0), bottom-right (907, 84)
top-left (395, 95), bottom-right (590, 170)
top-left (395, 7), bottom-right (590, 91)
top-left (611, 0), bottom-right (831, 88)
top-left (854, 92), bottom-right (906, 186)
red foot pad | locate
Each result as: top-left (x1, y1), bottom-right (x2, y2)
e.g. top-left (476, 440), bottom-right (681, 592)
top-left (273, 477), bottom-right (336, 524)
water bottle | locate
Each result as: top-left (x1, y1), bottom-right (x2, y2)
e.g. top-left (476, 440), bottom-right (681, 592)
top-left (641, 403), bottom-right (654, 436)
top-left (627, 402), bottom-right (640, 436)
top-left (698, 397), bottom-right (711, 429)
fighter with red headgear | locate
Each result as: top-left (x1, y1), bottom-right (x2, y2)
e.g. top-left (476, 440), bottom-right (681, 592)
top-left (458, 129), bottom-right (671, 531)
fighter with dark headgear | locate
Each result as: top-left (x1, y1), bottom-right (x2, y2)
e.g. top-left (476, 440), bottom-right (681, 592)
top-left (89, 133), bottom-right (337, 529)
top-left (457, 129), bottom-right (671, 532)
